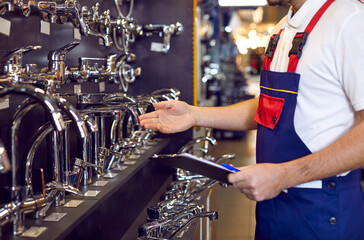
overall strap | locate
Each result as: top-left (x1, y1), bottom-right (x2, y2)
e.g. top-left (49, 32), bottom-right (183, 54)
top-left (287, 0), bottom-right (335, 72)
top-left (263, 29), bottom-right (283, 70)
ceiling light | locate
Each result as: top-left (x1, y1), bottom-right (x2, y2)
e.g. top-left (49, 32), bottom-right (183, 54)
top-left (219, 0), bottom-right (267, 7)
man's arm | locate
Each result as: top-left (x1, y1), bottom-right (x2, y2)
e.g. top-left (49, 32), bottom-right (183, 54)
top-left (228, 110), bottom-right (364, 201)
top-left (139, 98), bottom-right (259, 133)
top-left (193, 97), bottom-right (258, 131)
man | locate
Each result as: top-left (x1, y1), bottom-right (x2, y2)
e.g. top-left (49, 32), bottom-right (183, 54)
top-left (140, 0), bottom-right (364, 239)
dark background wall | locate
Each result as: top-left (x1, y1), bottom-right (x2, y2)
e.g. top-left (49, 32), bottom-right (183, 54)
top-left (0, 0), bottom-right (194, 203)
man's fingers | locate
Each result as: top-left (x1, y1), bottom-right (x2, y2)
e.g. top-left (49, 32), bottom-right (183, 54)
top-left (227, 170), bottom-right (244, 183)
top-left (139, 111), bottom-right (159, 121)
top-left (153, 100), bottom-right (172, 110)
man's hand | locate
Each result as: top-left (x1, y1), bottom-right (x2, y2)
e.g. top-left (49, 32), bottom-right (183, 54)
top-left (227, 163), bottom-right (288, 202)
top-left (139, 100), bottom-right (196, 133)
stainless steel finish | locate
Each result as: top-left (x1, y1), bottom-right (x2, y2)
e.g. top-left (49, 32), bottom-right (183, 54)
top-left (142, 22), bottom-right (184, 53)
top-left (177, 136), bottom-right (217, 157)
top-left (114, 53), bottom-right (141, 92)
top-left (0, 45), bottom-right (41, 79)
top-left (45, 42), bottom-right (80, 86)
top-left (80, 3), bottom-right (112, 46)
top-left (138, 210), bottom-right (218, 240)
top-left (2, 85), bottom-right (65, 235)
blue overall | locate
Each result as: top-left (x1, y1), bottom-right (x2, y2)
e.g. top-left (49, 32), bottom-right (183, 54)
top-left (254, 1), bottom-right (364, 239)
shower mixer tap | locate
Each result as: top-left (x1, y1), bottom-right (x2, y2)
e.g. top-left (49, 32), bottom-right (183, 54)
top-left (142, 22), bottom-right (184, 53)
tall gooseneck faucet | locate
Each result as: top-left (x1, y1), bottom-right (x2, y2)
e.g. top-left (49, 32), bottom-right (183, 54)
top-left (0, 84), bottom-right (65, 235)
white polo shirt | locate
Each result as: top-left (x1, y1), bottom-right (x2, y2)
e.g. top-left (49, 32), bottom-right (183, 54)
top-left (269, 0), bottom-right (364, 153)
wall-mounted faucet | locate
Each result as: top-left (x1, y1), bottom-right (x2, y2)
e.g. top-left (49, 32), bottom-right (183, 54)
top-left (142, 22), bottom-right (184, 53)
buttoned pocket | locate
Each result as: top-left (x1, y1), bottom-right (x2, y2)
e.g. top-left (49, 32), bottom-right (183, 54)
top-left (254, 93), bottom-right (285, 130)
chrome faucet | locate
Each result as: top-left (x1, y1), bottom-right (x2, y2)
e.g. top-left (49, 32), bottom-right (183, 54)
top-left (23, 96), bottom-right (90, 196)
top-left (0, 84), bottom-right (65, 235)
top-left (114, 53), bottom-right (141, 92)
top-left (67, 54), bottom-right (119, 83)
top-left (142, 22), bottom-right (184, 53)
top-left (0, 45), bottom-right (41, 84)
top-left (138, 209), bottom-right (218, 240)
top-left (80, 3), bottom-right (113, 46)
top-left (177, 136), bottom-right (217, 157)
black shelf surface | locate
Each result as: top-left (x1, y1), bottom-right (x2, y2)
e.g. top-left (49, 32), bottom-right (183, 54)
top-left (2, 138), bottom-right (171, 240)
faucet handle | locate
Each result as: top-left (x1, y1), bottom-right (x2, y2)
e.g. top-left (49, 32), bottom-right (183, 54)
top-left (48, 42), bottom-right (80, 61)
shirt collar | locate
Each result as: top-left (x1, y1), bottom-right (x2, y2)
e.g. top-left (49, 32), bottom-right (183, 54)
top-left (287, 0), bottom-right (328, 30)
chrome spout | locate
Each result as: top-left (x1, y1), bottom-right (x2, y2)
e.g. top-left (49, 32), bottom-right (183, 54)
top-left (177, 136), bottom-right (217, 156)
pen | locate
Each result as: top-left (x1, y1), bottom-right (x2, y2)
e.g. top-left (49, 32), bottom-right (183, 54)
top-left (221, 163), bottom-right (240, 172)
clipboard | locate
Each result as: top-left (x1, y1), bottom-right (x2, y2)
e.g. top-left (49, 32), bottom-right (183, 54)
top-left (151, 153), bottom-right (235, 184)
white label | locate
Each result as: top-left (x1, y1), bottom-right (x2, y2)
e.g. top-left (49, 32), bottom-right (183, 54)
top-left (103, 172), bottom-right (117, 179)
top-left (43, 212), bottom-right (67, 222)
top-left (92, 180), bottom-right (108, 187)
top-left (113, 165), bottom-right (128, 171)
top-left (0, 17), bottom-right (11, 36)
top-left (124, 160), bottom-right (136, 165)
top-left (21, 226), bottom-right (47, 238)
top-left (0, 97), bottom-right (9, 110)
top-left (99, 81), bottom-right (105, 92)
top-left (150, 42), bottom-right (164, 52)
top-left (64, 200), bottom-right (84, 208)
top-left (40, 21), bottom-right (50, 35)
top-left (74, 28), bottom-right (81, 40)
top-left (74, 84), bottom-right (81, 94)
top-left (99, 38), bottom-right (104, 45)
top-left (84, 190), bottom-right (100, 197)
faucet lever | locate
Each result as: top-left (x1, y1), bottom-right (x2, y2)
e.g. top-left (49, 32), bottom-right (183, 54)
top-left (48, 41), bottom-right (80, 61)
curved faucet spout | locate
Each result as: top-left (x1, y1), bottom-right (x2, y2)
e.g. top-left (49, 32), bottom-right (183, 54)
top-left (0, 84), bottom-right (65, 201)
top-left (55, 96), bottom-right (88, 139)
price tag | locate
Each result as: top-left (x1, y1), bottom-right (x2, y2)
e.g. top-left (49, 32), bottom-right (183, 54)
top-left (74, 28), bottom-right (81, 40)
top-left (43, 212), bottom-right (67, 222)
top-left (99, 38), bottom-right (104, 45)
top-left (21, 226), bottom-right (47, 238)
top-left (113, 165), bottom-right (128, 171)
top-left (40, 20), bottom-right (50, 35)
top-left (74, 84), bottom-right (81, 94)
top-left (150, 42), bottom-right (164, 52)
top-left (99, 81), bottom-right (105, 92)
top-left (0, 97), bottom-right (9, 110)
top-left (92, 180), bottom-right (109, 187)
top-left (124, 160), bottom-right (136, 165)
top-left (64, 200), bottom-right (84, 208)
top-left (0, 17), bottom-right (11, 36)
top-left (84, 190), bottom-right (100, 197)
top-left (103, 173), bottom-right (117, 179)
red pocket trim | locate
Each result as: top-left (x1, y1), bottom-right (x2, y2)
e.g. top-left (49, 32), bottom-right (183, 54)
top-left (254, 93), bottom-right (285, 130)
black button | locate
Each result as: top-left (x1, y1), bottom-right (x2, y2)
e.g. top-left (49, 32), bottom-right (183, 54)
top-left (328, 181), bottom-right (336, 189)
top-left (259, 110), bottom-right (261, 118)
top-left (272, 115), bottom-right (277, 124)
top-left (329, 217), bottom-right (337, 225)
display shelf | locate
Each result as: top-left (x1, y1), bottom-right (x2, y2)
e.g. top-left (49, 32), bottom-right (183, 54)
top-left (2, 138), bottom-right (171, 240)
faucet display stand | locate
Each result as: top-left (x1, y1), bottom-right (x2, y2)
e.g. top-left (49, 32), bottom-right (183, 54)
top-left (2, 138), bottom-right (170, 240)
